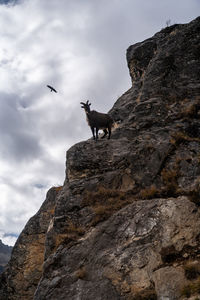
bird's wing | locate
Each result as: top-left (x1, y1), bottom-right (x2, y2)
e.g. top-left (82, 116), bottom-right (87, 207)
top-left (47, 85), bottom-right (57, 92)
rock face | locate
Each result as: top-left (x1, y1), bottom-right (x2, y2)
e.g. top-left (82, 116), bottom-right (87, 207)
top-left (0, 188), bottom-right (58, 300)
top-left (1, 17), bottom-right (200, 300)
top-left (0, 240), bottom-right (12, 274)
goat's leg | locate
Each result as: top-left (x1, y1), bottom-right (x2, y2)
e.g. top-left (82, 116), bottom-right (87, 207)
top-left (91, 127), bottom-right (95, 140)
top-left (95, 127), bottom-right (99, 141)
top-left (101, 129), bottom-right (108, 139)
top-left (108, 126), bottom-right (111, 139)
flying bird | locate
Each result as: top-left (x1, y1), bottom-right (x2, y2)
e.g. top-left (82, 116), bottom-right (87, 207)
top-left (47, 85), bottom-right (57, 93)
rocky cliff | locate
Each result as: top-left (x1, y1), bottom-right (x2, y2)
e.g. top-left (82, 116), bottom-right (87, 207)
top-left (0, 17), bottom-right (200, 300)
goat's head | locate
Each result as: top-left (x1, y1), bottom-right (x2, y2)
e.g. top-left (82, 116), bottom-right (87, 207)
top-left (80, 100), bottom-right (91, 113)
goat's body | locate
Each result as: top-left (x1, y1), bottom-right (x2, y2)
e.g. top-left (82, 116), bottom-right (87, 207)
top-left (87, 110), bottom-right (113, 140)
top-left (81, 101), bottom-right (114, 141)
top-left (86, 110), bottom-right (112, 128)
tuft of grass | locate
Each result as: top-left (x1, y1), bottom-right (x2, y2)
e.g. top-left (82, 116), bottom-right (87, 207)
top-left (139, 185), bottom-right (159, 200)
top-left (161, 168), bottom-right (179, 195)
top-left (75, 266), bottom-right (87, 280)
top-left (181, 277), bottom-right (200, 298)
top-left (91, 197), bottom-right (133, 226)
top-left (54, 186), bottom-right (63, 193)
top-left (82, 187), bottom-right (133, 226)
top-left (170, 131), bottom-right (200, 146)
top-left (184, 262), bottom-right (200, 280)
top-left (181, 103), bottom-right (199, 118)
top-left (82, 187), bottom-right (126, 206)
top-left (65, 221), bottom-right (85, 237)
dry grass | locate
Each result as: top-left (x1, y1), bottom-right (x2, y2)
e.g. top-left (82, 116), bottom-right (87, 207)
top-left (82, 186), bottom-right (126, 205)
top-left (75, 266), bottom-right (87, 280)
top-left (170, 131), bottom-right (200, 146)
top-left (82, 187), bottom-right (133, 226)
top-left (181, 103), bottom-right (199, 118)
top-left (65, 221), bottom-right (85, 237)
top-left (181, 277), bottom-right (200, 298)
top-left (184, 262), bottom-right (200, 280)
top-left (161, 168), bottom-right (179, 195)
top-left (51, 221), bottom-right (85, 255)
top-left (139, 185), bottom-right (159, 199)
top-left (54, 186), bottom-right (63, 193)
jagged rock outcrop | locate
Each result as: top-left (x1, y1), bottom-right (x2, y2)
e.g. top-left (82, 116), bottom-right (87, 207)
top-left (1, 17), bottom-right (200, 300)
top-left (0, 240), bottom-right (12, 274)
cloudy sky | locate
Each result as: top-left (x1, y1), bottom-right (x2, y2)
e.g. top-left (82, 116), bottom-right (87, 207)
top-left (0, 0), bottom-right (199, 246)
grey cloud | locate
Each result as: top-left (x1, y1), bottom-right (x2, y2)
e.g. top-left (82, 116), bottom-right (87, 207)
top-left (0, 93), bottom-right (44, 162)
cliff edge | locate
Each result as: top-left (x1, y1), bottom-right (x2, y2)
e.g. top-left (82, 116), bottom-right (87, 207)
top-left (0, 17), bottom-right (200, 300)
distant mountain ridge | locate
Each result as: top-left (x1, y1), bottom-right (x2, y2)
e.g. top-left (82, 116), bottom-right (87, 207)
top-left (0, 240), bottom-right (12, 274)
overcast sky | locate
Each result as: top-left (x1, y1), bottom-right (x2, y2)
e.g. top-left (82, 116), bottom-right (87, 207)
top-left (0, 0), bottom-right (199, 246)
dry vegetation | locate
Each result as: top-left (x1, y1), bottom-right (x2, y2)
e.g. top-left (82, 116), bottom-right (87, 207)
top-left (53, 186), bottom-right (63, 193)
top-left (139, 185), bottom-right (159, 199)
top-left (184, 262), bottom-right (200, 280)
top-left (180, 101), bottom-right (200, 119)
top-left (139, 166), bottom-right (180, 200)
top-left (50, 220), bottom-right (85, 255)
top-left (74, 266), bottom-right (87, 280)
top-left (65, 221), bottom-right (85, 238)
top-left (181, 261), bottom-right (200, 298)
top-left (161, 167), bottom-right (179, 195)
top-left (82, 187), bottom-right (133, 226)
top-left (170, 131), bottom-right (200, 146)
top-left (181, 277), bottom-right (200, 298)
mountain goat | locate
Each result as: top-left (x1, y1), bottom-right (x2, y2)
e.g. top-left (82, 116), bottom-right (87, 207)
top-left (80, 100), bottom-right (114, 141)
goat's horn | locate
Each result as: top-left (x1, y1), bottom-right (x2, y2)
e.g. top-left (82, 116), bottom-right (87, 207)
top-left (86, 100), bottom-right (91, 105)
